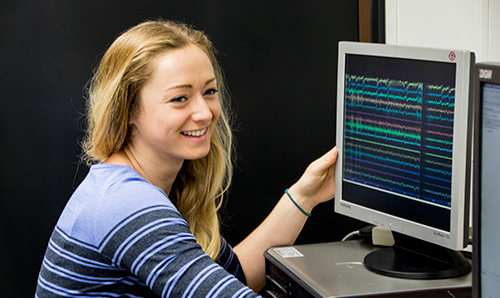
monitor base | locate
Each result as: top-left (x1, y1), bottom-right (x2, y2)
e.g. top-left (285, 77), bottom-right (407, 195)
top-left (363, 235), bottom-right (471, 279)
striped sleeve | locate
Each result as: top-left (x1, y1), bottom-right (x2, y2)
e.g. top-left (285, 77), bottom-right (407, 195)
top-left (215, 237), bottom-right (247, 285)
top-left (98, 205), bottom-right (259, 297)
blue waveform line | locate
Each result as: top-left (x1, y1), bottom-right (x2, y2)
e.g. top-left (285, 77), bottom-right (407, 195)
top-left (424, 144), bottom-right (452, 153)
top-left (423, 166), bottom-right (452, 177)
top-left (422, 174), bottom-right (451, 184)
top-left (422, 188), bottom-right (451, 201)
top-left (421, 196), bottom-right (451, 207)
top-left (426, 114), bottom-right (454, 123)
top-left (344, 147), bottom-right (420, 169)
top-left (427, 95), bottom-right (455, 103)
top-left (345, 156), bottom-right (420, 176)
top-left (345, 129), bottom-right (421, 147)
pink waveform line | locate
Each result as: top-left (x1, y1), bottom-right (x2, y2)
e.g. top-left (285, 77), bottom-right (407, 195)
top-left (425, 130), bottom-right (453, 138)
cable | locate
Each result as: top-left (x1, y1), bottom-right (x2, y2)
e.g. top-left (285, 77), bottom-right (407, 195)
top-left (342, 225), bottom-right (376, 242)
top-left (342, 230), bottom-right (361, 241)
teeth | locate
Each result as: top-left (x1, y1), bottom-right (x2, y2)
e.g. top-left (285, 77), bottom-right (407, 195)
top-left (182, 128), bottom-right (207, 137)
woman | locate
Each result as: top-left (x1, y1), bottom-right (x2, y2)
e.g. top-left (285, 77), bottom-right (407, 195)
top-left (36, 19), bottom-right (338, 297)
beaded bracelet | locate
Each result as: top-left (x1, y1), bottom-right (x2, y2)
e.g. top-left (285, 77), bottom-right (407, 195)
top-left (285, 188), bottom-right (312, 217)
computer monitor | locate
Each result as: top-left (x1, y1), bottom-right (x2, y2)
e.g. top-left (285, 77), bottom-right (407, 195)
top-left (335, 41), bottom-right (474, 279)
top-left (472, 62), bottom-right (500, 297)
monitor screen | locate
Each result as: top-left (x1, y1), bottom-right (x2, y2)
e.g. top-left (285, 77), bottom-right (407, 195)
top-left (473, 63), bottom-right (500, 297)
top-left (335, 42), bottom-right (474, 278)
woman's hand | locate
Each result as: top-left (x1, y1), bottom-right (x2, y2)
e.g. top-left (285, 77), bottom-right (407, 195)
top-left (287, 147), bottom-right (338, 210)
top-left (234, 146), bottom-right (338, 291)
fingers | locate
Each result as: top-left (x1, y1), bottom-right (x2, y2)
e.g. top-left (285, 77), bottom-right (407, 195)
top-left (291, 147), bottom-right (338, 207)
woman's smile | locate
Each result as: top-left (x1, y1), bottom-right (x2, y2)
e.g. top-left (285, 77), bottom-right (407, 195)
top-left (181, 127), bottom-right (209, 137)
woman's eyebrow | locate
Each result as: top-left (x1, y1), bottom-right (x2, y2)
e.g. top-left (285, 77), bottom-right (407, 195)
top-left (164, 78), bottom-right (217, 92)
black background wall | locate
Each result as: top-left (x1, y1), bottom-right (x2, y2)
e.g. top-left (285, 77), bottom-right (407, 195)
top-left (0, 1), bottom-right (365, 296)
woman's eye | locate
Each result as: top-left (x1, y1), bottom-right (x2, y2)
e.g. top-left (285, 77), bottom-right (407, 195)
top-left (205, 88), bottom-right (219, 96)
top-left (171, 96), bottom-right (187, 103)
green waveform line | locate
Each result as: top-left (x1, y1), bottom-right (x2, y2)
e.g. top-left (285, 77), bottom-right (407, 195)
top-left (424, 152), bottom-right (452, 160)
top-left (427, 85), bottom-right (455, 94)
top-left (346, 121), bottom-right (421, 140)
top-left (425, 137), bottom-right (453, 146)
top-left (346, 89), bottom-right (423, 104)
top-left (427, 100), bottom-right (455, 108)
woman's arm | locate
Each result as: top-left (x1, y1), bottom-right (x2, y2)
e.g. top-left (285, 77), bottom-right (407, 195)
top-left (234, 147), bottom-right (338, 291)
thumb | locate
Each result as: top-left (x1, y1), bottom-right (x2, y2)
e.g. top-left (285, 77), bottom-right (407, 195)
top-left (310, 147), bottom-right (338, 174)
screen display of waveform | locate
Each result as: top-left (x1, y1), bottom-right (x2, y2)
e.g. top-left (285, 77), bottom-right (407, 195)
top-left (343, 74), bottom-right (454, 208)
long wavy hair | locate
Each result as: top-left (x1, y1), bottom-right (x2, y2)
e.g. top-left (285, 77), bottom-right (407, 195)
top-left (82, 20), bottom-right (234, 259)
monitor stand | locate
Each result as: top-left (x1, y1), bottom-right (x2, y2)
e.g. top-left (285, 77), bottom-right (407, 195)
top-left (363, 233), bottom-right (471, 279)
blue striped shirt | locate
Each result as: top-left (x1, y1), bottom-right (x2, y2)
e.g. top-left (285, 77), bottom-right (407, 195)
top-left (36, 164), bottom-right (259, 297)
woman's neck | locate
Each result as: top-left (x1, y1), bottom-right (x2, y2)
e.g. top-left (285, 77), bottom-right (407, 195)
top-left (104, 146), bottom-right (182, 195)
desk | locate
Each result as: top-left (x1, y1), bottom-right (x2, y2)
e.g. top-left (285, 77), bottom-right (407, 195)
top-left (263, 240), bottom-right (471, 298)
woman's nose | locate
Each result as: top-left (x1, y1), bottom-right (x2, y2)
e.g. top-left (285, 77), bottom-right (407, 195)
top-left (191, 95), bottom-right (213, 122)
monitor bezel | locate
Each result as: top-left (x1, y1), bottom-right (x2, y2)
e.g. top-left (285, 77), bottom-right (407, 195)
top-left (472, 62), bottom-right (500, 298)
top-left (335, 41), bottom-right (474, 251)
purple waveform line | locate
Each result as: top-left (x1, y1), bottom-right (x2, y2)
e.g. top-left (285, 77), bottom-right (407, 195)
top-left (345, 156), bottom-right (419, 176)
top-left (422, 181), bottom-right (451, 191)
top-left (426, 122), bottom-right (453, 129)
top-left (345, 162), bottom-right (420, 183)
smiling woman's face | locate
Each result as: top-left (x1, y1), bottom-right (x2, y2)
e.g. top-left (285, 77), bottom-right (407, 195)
top-left (129, 44), bottom-right (221, 165)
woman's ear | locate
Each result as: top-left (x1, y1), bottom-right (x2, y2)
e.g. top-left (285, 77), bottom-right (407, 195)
top-left (127, 105), bottom-right (139, 137)
top-left (128, 97), bottom-right (141, 126)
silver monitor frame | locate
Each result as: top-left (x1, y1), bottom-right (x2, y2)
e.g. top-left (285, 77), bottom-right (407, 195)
top-left (335, 41), bottom-right (474, 250)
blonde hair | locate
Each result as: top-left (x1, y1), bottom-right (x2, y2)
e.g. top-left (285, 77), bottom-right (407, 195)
top-left (82, 20), bottom-right (233, 259)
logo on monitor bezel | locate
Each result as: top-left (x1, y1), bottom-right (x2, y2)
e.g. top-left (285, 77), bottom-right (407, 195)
top-left (448, 51), bottom-right (456, 61)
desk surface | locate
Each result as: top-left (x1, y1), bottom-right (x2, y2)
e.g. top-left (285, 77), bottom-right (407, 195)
top-left (265, 240), bottom-right (472, 297)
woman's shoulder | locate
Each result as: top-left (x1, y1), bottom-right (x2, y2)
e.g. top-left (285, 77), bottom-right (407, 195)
top-left (57, 164), bottom-right (181, 246)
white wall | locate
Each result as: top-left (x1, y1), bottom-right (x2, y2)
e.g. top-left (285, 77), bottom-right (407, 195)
top-left (386, 0), bottom-right (500, 236)
top-left (386, 0), bottom-right (500, 63)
